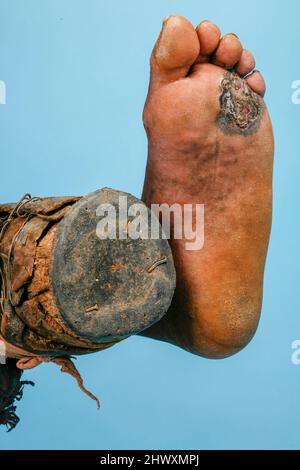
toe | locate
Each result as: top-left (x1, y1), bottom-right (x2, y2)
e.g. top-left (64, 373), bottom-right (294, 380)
top-left (245, 70), bottom-right (266, 96)
top-left (236, 49), bottom-right (256, 76)
top-left (212, 33), bottom-right (243, 69)
top-left (151, 16), bottom-right (200, 83)
top-left (195, 20), bottom-right (221, 63)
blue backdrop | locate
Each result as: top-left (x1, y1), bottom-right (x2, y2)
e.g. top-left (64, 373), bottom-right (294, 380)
top-left (0, 0), bottom-right (299, 450)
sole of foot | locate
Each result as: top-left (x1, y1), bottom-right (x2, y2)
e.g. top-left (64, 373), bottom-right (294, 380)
top-left (141, 16), bottom-right (274, 358)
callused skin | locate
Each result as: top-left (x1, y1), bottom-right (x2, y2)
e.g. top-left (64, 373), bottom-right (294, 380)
top-left (141, 16), bottom-right (274, 358)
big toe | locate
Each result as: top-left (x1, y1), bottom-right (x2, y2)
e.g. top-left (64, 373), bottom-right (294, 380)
top-left (151, 16), bottom-right (200, 84)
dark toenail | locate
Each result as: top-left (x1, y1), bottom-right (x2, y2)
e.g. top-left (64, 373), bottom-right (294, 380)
top-left (249, 70), bottom-right (260, 76)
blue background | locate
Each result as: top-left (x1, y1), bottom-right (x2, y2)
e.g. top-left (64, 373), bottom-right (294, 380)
top-left (0, 0), bottom-right (299, 450)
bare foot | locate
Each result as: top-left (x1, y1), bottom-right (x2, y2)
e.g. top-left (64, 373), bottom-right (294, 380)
top-left (141, 16), bottom-right (274, 358)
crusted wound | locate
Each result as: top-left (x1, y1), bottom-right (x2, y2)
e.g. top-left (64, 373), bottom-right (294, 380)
top-left (216, 72), bottom-right (265, 136)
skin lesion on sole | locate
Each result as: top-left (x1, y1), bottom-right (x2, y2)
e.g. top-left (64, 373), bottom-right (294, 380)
top-left (216, 71), bottom-right (265, 136)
